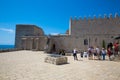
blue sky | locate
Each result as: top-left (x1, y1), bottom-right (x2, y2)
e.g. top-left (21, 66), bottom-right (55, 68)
top-left (0, 0), bottom-right (120, 45)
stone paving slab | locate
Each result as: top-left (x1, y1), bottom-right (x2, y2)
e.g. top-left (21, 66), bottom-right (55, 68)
top-left (0, 50), bottom-right (120, 80)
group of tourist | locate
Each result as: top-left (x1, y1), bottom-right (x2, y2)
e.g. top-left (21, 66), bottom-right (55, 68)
top-left (72, 41), bottom-right (120, 61)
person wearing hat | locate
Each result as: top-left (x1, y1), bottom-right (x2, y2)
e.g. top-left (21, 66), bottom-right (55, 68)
top-left (101, 48), bottom-right (106, 60)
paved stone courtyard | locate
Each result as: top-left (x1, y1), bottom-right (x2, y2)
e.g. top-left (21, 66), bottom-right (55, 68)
top-left (0, 50), bottom-right (120, 80)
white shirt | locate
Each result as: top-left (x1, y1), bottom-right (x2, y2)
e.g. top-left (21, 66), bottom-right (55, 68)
top-left (96, 48), bottom-right (100, 53)
top-left (73, 49), bottom-right (77, 54)
top-left (102, 50), bottom-right (106, 54)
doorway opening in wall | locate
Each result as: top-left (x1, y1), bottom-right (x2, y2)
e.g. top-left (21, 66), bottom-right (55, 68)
top-left (51, 44), bottom-right (56, 53)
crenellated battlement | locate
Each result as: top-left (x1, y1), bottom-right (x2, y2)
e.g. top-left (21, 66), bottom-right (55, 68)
top-left (70, 13), bottom-right (120, 36)
top-left (70, 13), bottom-right (119, 21)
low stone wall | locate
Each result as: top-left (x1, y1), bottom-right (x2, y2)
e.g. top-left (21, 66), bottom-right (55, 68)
top-left (45, 55), bottom-right (68, 65)
top-left (0, 48), bottom-right (21, 53)
top-left (65, 53), bottom-right (72, 56)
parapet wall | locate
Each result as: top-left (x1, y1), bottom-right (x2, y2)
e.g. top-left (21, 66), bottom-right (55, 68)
top-left (71, 13), bottom-right (119, 21)
top-left (70, 13), bottom-right (120, 36)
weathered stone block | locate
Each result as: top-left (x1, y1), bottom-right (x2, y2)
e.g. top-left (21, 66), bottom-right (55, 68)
top-left (65, 53), bottom-right (72, 56)
top-left (45, 55), bottom-right (68, 65)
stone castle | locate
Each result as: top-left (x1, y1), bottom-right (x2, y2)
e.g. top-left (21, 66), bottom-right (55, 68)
top-left (15, 13), bottom-right (120, 52)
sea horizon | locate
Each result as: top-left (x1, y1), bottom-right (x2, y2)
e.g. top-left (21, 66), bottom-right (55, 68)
top-left (0, 45), bottom-right (15, 49)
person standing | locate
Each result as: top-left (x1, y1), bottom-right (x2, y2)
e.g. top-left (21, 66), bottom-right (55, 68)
top-left (87, 47), bottom-right (92, 60)
top-left (101, 48), bottom-right (106, 60)
top-left (113, 42), bottom-right (119, 56)
top-left (83, 50), bottom-right (88, 58)
top-left (107, 47), bottom-right (112, 60)
top-left (73, 48), bottom-right (78, 60)
top-left (96, 46), bottom-right (101, 60)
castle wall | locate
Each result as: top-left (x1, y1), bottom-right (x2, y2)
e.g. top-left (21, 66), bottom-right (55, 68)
top-left (15, 25), bottom-right (34, 48)
top-left (20, 34), bottom-right (113, 52)
top-left (49, 34), bottom-right (114, 52)
top-left (70, 15), bottom-right (120, 36)
top-left (33, 27), bottom-right (44, 36)
top-left (15, 24), bottom-right (44, 49)
top-left (21, 36), bottom-right (47, 51)
top-left (15, 14), bottom-right (120, 52)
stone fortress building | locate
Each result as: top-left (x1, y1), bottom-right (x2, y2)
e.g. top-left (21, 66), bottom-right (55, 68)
top-left (15, 13), bottom-right (120, 52)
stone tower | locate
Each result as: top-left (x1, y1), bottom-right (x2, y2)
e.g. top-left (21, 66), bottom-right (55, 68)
top-left (15, 24), bottom-right (44, 49)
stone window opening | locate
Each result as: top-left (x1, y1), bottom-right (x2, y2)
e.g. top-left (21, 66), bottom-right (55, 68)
top-left (84, 39), bottom-right (88, 45)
